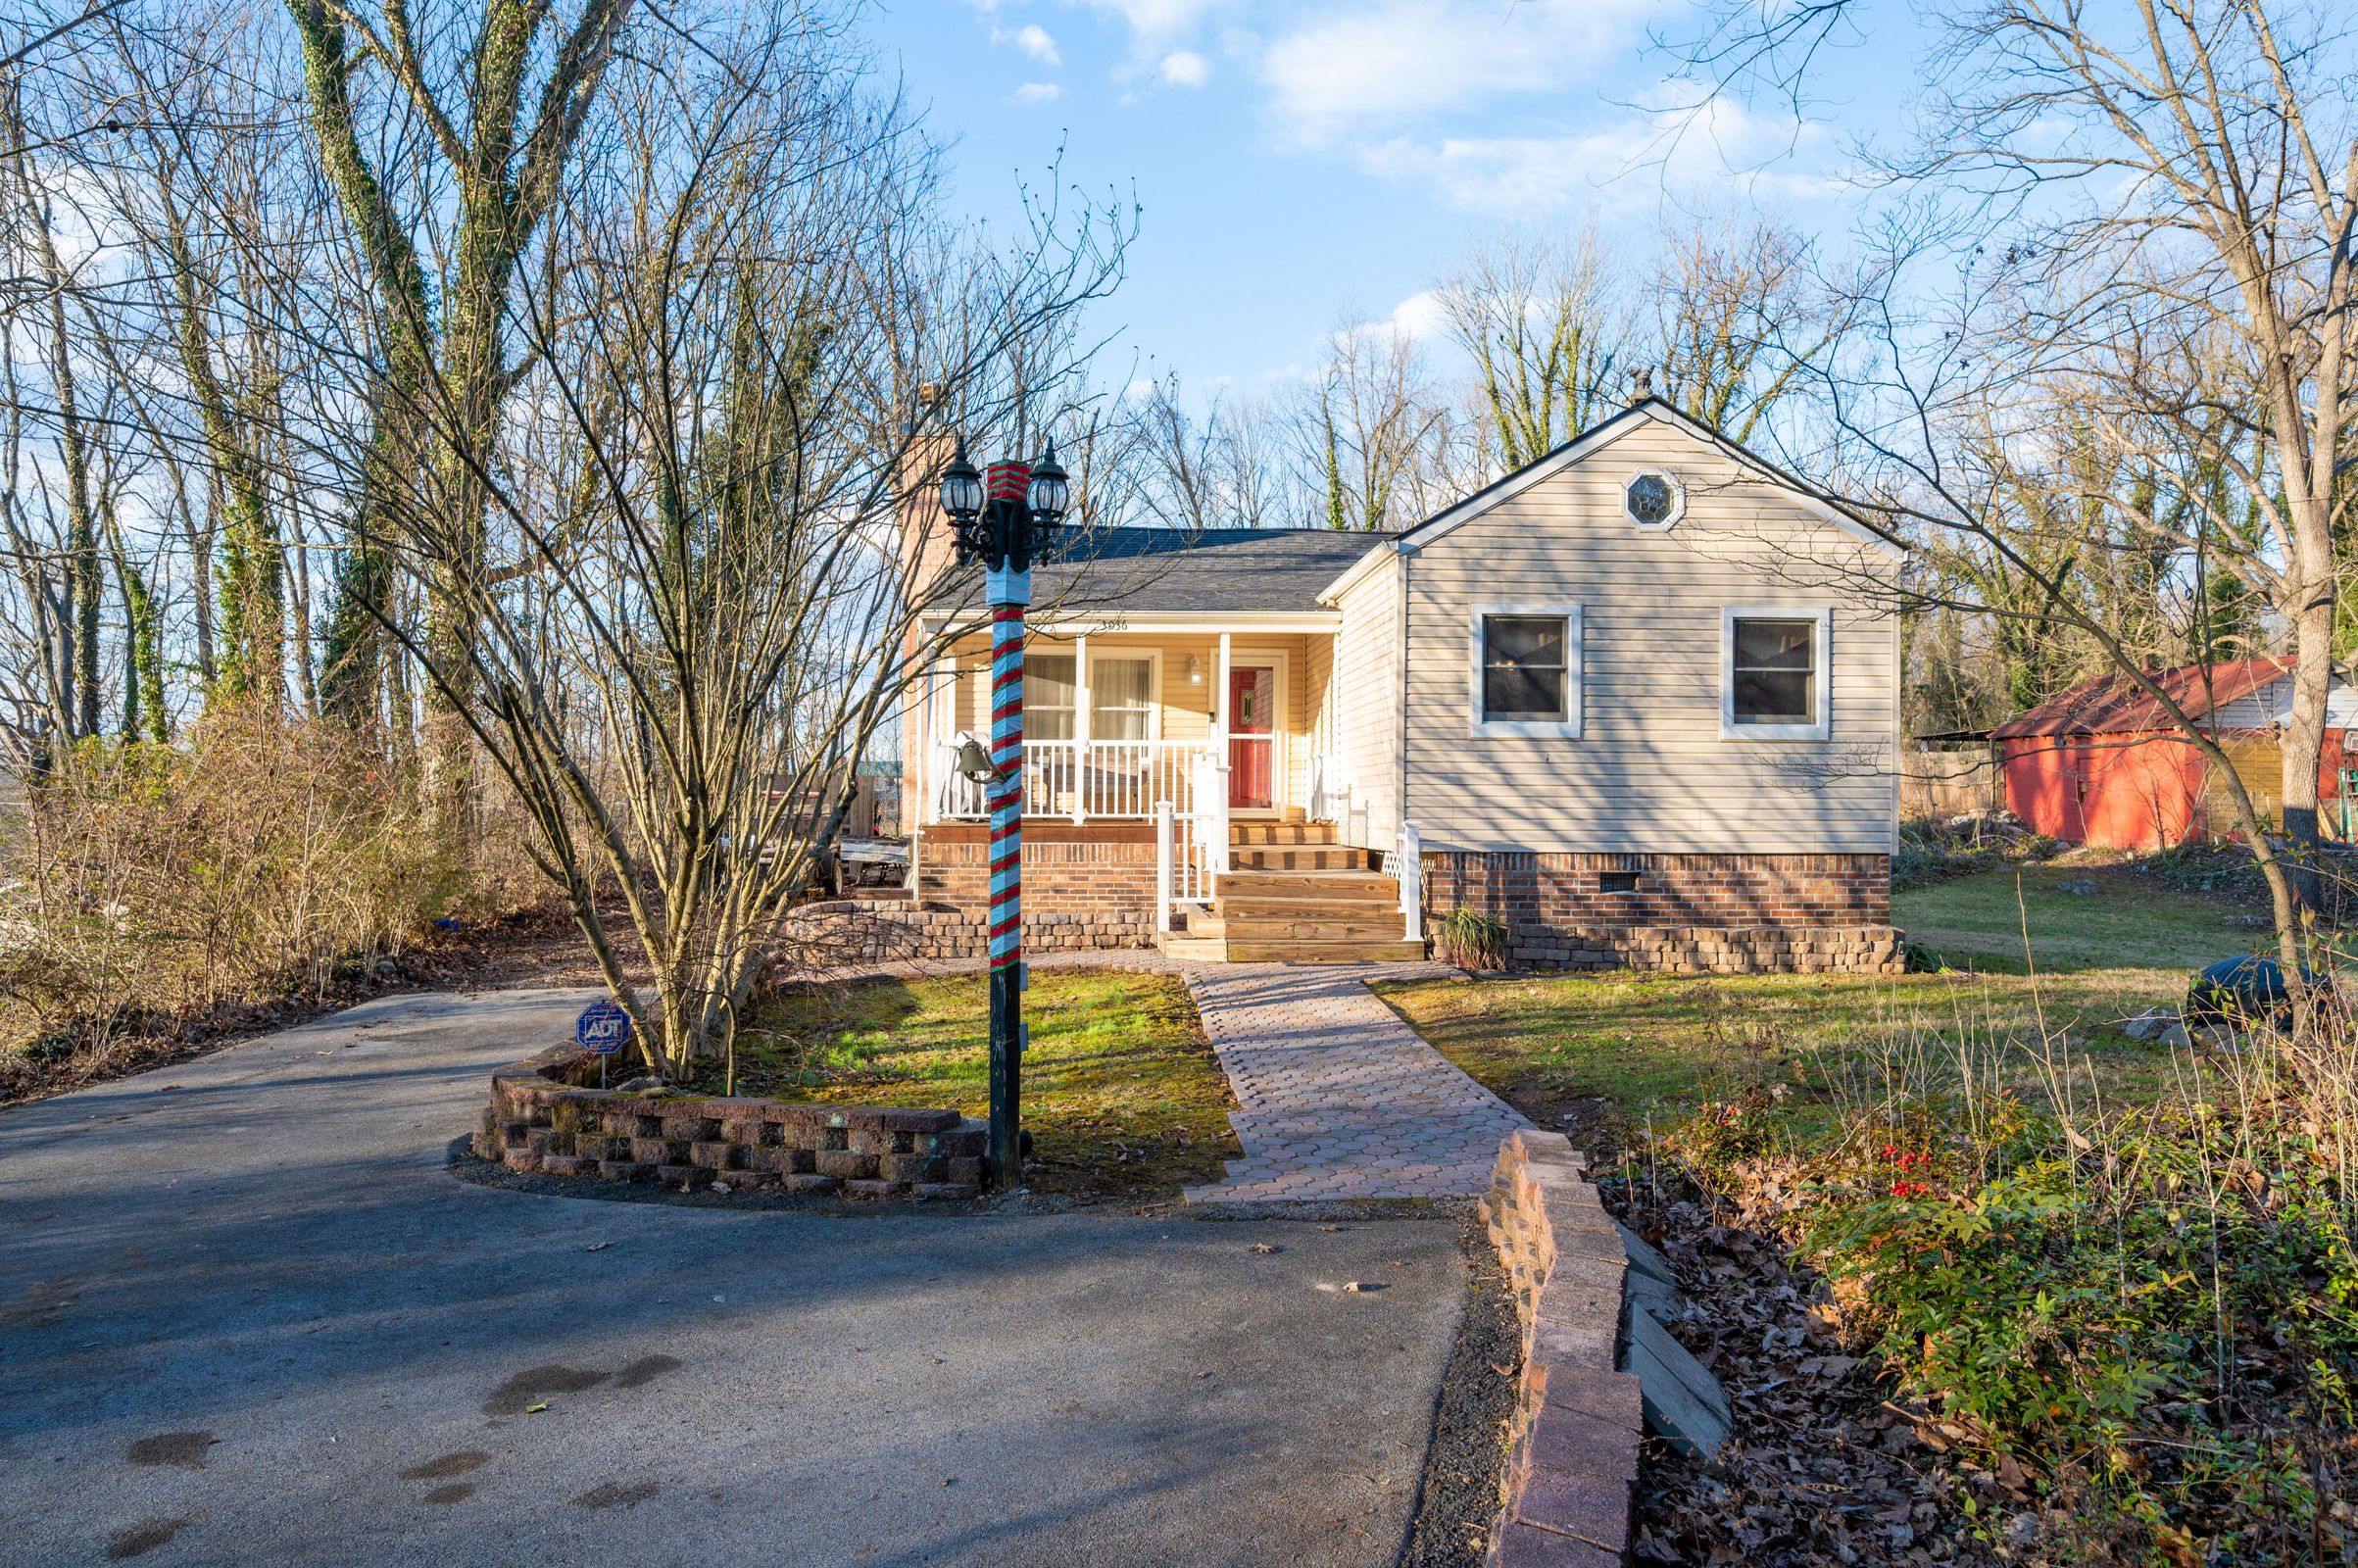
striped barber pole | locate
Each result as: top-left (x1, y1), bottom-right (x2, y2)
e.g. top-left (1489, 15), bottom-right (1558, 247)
top-left (986, 599), bottom-right (1025, 972)
top-left (982, 458), bottom-right (1032, 1189)
top-left (983, 458), bottom-right (1032, 982)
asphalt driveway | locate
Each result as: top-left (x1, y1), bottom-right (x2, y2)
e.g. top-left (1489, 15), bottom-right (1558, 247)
top-left (0, 989), bottom-right (1464, 1568)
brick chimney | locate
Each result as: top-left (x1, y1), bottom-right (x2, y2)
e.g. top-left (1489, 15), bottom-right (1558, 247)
top-left (899, 384), bottom-right (957, 833)
top-left (898, 383), bottom-right (958, 603)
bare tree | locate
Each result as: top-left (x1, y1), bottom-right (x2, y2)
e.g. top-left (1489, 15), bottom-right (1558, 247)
top-left (318, 7), bottom-right (1128, 1072)
top-left (1436, 224), bottom-right (1625, 467)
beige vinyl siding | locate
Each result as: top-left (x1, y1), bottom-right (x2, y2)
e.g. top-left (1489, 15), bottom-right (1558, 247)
top-left (1329, 550), bottom-right (1405, 847)
top-left (1401, 419), bottom-right (1898, 855)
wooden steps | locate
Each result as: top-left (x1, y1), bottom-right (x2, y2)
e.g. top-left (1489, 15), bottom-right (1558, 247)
top-left (1156, 820), bottom-right (1427, 965)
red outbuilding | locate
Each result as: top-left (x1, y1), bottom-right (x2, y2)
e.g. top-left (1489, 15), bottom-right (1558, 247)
top-left (1990, 659), bottom-right (2352, 851)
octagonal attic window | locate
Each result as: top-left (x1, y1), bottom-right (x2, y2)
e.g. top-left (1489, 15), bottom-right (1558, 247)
top-left (1625, 468), bottom-right (1683, 530)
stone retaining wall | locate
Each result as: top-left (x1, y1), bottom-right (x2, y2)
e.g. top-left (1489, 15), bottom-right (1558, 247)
top-left (1500, 923), bottom-right (1903, 975)
top-left (1478, 1129), bottom-right (1644, 1567)
top-left (475, 1043), bottom-right (986, 1200)
top-left (777, 900), bottom-right (1152, 965)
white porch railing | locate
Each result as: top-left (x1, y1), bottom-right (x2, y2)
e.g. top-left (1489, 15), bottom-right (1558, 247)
top-left (930, 737), bottom-right (1211, 823)
top-left (1383, 818), bottom-right (1424, 944)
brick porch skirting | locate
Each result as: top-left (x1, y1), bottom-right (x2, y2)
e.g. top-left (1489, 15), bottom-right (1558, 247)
top-left (475, 1043), bottom-right (986, 1199)
top-left (892, 822), bottom-right (1159, 955)
top-left (1422, 852), bottom-right (1901, 976)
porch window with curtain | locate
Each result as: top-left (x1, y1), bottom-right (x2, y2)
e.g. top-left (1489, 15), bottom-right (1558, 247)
top-left (1091, 657), bottom-right (1154, 739)
top-left (1026, 655), bottom-right (1076, 740)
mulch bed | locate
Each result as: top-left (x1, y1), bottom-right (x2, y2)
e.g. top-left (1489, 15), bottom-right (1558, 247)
top-left (1602, 1167), bottom-right (2008, 1568)
top-left (0, 902), bottom-right (620, 1109)
top-left (1400, 1223), bottom-right (1523, 1567)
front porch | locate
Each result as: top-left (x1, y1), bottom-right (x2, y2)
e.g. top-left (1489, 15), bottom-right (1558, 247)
top-left (907, 626), bottom-right (1355, 831)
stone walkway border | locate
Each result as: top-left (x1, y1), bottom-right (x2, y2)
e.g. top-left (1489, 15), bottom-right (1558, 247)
top-left (1181, 964), bottom-right (1531, 1202)
top-left (1480, 1129), bottom-right (1646, 1566)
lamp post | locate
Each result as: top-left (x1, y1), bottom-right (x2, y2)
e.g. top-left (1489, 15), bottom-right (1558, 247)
top-left (937, 435), bottom-right (1068, 1190)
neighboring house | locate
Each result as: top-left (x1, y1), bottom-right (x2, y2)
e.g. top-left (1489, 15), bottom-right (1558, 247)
top-left (1991, 659), bottom-right (2357, 851)
top-left (891, 395), bottom-right (1907, 971)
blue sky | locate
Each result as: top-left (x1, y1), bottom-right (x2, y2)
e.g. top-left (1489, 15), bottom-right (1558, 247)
top-left (879, 0), bottom-right (1926, 396)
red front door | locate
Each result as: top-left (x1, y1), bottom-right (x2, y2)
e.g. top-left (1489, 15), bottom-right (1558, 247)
top-left (1228, 664), bottom-right (1275, 809)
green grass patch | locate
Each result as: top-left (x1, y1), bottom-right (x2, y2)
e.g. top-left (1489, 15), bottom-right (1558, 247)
top-left (1372, 966), bottom-right (2188, 1140)
top-left (1895, 863), bottom-right (2272, 972)
top-left (712, 968), bottom-right (1239, 1202)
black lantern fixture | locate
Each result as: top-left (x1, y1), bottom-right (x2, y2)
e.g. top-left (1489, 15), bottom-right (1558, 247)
top-left (1026, 440), bottom-right (1069, 526)
top-left (939, 439), bottom-right (985, 562)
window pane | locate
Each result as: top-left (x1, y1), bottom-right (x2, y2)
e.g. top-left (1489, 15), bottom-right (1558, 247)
top-left (1734, 619), bottom-right (1812, 670)
top-left (1025, 654), bottom-right (1074, 740)
top-left (1093, 658), bottom-right (1153, 707)
top-left (1733, 669), bottom-right (1811, 722)
top-left (1484, 615), bottom-right (1563, 669)
top-left (1092, 657), bottom-right (1154, 740)
top-left (1485, 666), bottom-right (1564, 719)
top-left (1028, 655), bottom-right (1077, 705)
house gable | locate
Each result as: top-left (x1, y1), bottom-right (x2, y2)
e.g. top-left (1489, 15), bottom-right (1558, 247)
top-left (1390, 412), bottom-right (1900, 856)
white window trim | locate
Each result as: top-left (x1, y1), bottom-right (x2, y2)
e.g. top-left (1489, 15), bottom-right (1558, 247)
top-left (1721, 606), bottom-right (1832, 741)
top-left (1469, 604), bottom-right (1585, 739)
top-left (1625, 467), bottom-right (1686, 530)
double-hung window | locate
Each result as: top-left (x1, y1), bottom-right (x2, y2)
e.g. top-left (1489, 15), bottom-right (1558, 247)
top-left (1469, 605), bottom-right (1583, 738)
top-left (1721, 608), bottom-right (1831, 740)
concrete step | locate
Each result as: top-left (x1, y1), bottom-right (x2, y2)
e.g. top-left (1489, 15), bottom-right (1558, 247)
top-left (1220, 939), bottom-right (1431, 963)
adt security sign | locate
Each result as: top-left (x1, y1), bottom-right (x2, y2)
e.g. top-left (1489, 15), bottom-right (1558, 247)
top-left (576, 999), bottom-right (632, 1054)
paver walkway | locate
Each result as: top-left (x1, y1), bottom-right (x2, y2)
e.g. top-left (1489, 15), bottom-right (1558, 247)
top-left (1182, 964), bottom-right (1532, 1202)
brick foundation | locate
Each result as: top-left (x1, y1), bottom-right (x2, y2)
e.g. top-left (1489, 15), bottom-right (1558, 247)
top-left (473, 1044), bottom-right (986, 1199)
top-left (1480, 1129), bottom-right (1644, 1565)
top-left (1424, 852), bottom-right (1901, 975)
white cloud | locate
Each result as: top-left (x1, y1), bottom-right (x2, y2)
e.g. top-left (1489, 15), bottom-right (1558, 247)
top-left (1355, 91), bottom-right (1843, 213)
top-left (1386, 289), bottom-right (1449, 341)
top-left (1014, 81), bottom-right (1062, 104)
top-left (1012, 23), bottom-right (1060, 65)
top-left (1081, 0), bottom-right (1229, 46)
top-left (1254, 0), bottom-right (1651, 145)
top-left (1158, 49), bottom-right (1209, 87)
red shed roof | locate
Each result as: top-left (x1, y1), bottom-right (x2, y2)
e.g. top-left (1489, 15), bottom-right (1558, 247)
top-left (1990, 658), bottom-right (2291, 739)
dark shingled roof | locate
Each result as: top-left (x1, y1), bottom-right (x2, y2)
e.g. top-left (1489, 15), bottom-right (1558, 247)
top-left (932, 525), bottom-right (1394, 615)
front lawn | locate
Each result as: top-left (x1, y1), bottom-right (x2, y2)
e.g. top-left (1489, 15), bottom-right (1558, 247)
top-left (1376, 876), bottom-right (2356, 1563)
top-left (1894, 862), bottom-right (2280, 972)
top-left (707, 968), bottom-right (1240, 1202)
top-left (1373, 966), bottom-right (2186, 1141)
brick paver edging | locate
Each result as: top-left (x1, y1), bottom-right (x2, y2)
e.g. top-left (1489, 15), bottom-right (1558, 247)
top-left (1478, 1128), bottom-right (1644, 1567)
top-left (475, 1043), bottom-right (987, 1200)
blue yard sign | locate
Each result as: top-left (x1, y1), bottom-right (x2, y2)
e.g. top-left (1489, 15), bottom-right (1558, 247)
top-left (576, 999), bottom-right (633, 1054)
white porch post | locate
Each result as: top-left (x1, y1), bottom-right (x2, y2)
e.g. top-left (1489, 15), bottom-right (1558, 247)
top-left (1154, 798), bottom-right (1173, 932)
top-left (1072, 632), bottom-right (1090, 822)
top-left (1214, 632), bottom-right (1231, 739)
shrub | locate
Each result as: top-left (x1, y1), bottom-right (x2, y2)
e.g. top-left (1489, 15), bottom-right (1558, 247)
top-left (0, 711), bottom-right (465, 1073)
top-left (1657, 984), bottom-right (2358, 1561)
top-left (1435, 905), bottom-right (1508, 970)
